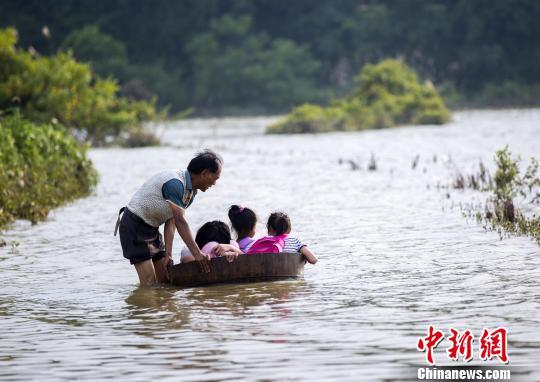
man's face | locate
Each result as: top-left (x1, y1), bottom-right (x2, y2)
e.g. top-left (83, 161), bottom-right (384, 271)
top-left (199, 165), bottom-right (221, 192)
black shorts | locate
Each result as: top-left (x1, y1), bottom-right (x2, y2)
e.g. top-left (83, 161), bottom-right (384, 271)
top-left (118, 208), bottom-right (166, 265)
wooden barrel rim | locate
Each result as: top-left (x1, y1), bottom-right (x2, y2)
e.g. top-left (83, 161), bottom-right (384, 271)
top-left (168, 252), bottom-right (305, 288)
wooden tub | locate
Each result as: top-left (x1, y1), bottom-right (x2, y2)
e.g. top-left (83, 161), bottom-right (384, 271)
top-left (168, 253), bottom-right (305, 288)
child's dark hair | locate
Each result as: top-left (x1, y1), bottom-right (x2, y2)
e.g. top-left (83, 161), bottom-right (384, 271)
top-left (195, 221), bottom-right (231, 249)
top-left (267, 212), bottom-right (291, 236)
top-left (228, 205), bottom-right (257, 239)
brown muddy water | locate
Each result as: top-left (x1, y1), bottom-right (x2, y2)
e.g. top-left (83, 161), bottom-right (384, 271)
top-left (1, 109), bottom-right (539, 381)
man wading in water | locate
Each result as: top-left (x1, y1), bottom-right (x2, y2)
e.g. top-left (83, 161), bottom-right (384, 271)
top-left (115, 150), bottom-right (222, 286)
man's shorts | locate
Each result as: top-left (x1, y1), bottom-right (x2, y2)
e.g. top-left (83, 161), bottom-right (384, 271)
top-left (118, 208), bottom-right (166, 265)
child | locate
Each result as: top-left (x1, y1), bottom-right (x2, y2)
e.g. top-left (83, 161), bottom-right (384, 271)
top-left (228, 205), bottom-right (258, 252)
top-left (248, 212), bottom-right (318, 264)
top-left (180, 220), bottom-right (242, 263)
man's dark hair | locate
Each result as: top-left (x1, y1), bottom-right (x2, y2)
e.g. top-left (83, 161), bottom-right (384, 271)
top-left (195, 220), bottom-right (231, 249)
top-left (267, 212), bottom-right (291, 236)
top-left (187, 149), bottom-right (223, 174)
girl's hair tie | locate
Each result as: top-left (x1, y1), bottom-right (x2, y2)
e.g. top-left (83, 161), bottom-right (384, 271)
top-left (239, 206), bottom-right (245, 212)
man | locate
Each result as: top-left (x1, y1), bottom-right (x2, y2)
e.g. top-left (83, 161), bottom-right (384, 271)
top-left (115, 149), bottom-right (222, 286)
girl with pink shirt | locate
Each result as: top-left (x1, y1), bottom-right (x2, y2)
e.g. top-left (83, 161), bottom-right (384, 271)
top-left (180, 220), bottom-right (241, 263)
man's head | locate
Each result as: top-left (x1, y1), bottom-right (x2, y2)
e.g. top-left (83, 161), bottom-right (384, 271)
top-left (188, 149), bottom-right (222, 192)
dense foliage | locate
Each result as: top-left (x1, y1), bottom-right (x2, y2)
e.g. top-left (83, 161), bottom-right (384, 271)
top-left (267, 60), bottom-right (450, 134)
top-left (0, 114), bottom-right (98, 230)
top-left (0, 27), bottom-right (157, 146)
top-left (1, 0), bottom-right (538, 113)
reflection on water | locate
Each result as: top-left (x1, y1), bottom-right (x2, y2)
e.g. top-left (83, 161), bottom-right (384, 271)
top-left (1, 111), bottom-right (540, 381)
top-left (182, 280), bottom-right (312, 317)
top-left (123, 281), bottom-right (312, 335)
top-left (124, 287), bottom-right (191, 331)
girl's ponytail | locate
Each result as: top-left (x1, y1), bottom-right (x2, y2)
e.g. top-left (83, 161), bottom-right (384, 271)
top-left (228, 205), bottom-right (257, 239)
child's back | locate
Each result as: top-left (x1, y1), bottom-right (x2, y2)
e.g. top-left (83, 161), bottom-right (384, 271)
top-left (247, 234), bottom-right (286, 254)
top-left (248, 211), bottom-right (317, 264)
top-left (282, 236), bottom-right (305, 253)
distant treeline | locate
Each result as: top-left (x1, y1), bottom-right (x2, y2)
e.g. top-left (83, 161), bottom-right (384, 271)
top-left (2, 0), bottom-right (540, 114)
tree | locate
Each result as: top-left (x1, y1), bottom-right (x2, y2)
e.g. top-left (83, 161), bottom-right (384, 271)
top-left (185, 14), bottom-right (325, 112)
top-left (60, 25), bottom-right (128, 79)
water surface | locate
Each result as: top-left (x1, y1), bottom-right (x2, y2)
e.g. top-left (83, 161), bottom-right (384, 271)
top-left (1, 110), bottom-right (539, 381)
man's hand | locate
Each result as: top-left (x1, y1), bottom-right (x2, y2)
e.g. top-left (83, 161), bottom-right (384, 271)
top-left (169, 202), bottom-right (211, 273)
top-left (154, 254), bottom-right (172, 283)
top-left (193, 250), bottom-right (211, 272)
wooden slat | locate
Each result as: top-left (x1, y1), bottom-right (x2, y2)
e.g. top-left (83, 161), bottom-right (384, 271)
top-left (168, 253), bottom-right (305, 288)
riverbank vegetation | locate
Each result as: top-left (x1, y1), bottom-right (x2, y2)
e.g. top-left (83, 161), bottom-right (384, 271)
top-left (0, 26), bottom-right (156, 230)
top-left (0, 27), bottom-right (158, 146)
top-left (0, 114), bottom-right (97, 230)
top-left (267, 60), bottom-right (450, 134)
top-left (1, 1), bottom-right (538, 114)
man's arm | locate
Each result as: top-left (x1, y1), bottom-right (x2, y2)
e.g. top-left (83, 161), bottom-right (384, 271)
top-left (169, 202), bottom-right (211, 272)
top-left (164, 218), bottom-right (175, 260)
top-left (153, 219), bottom-right (175, 284)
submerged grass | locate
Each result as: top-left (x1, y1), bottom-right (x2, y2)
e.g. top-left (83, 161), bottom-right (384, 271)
top-left (456, 147), bottom-right (540, 245)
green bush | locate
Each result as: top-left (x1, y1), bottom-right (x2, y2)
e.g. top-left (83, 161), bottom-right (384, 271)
top-left (0, 27), bottom-right (158, 146)
top-left (266, 104), bottom-right (347, 134)
top-left (0, 114), bottom-right (98, 229)
top-left (267, 59), bottom-right (450, 134)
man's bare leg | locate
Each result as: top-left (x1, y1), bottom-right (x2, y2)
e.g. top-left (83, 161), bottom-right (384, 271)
top-left (134, 259), bottom-right (157, 286)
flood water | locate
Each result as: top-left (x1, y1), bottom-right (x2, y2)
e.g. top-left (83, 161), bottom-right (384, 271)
top-left (1, 109), bottom-right (539, 381)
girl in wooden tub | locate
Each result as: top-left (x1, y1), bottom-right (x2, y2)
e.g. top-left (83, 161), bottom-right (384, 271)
top-left (228, 205), bottom-right (258, 252)
top-left (247, 211), bottom-right (318, 265)
top-left (180, 221), bottom-right (241, 263)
